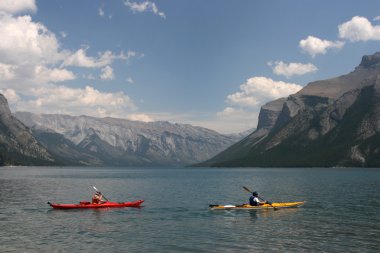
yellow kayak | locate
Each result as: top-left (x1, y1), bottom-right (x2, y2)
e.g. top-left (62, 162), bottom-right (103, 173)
top-left (209, 201), bottom-right (305, 210)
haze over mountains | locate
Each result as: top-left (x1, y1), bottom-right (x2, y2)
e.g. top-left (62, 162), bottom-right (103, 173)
top-left (11, 112), bottom-right (244, 166)
top-left (199, 52), bottom-right (380, 167)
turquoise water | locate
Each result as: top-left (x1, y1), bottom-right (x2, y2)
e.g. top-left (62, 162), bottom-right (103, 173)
top-left (0, 167), bottom-right (379, 252)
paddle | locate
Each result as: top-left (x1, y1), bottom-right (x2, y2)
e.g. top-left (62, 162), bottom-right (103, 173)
top-left (92, 186), bottom-right (109, 202)
top-left (242, 186), bottom-right (277, 210)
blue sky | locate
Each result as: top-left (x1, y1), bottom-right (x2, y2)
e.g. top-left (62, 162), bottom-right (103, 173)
top-left (0, 0), bottom-right (380, 133)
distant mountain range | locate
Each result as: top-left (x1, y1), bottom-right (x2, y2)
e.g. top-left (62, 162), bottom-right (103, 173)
top-left (198, 52), bottom-right (380, 167)
top-left (0, 92), bottom-right (248, 166)
top-left (11, 112), bottom-right (245, 166)
top-left (3, 52), bottom-right (380, 167)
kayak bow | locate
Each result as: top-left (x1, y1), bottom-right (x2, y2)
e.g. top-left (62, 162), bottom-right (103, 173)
top-left (48, 200), bottom-right (144, 209)
top-left (209, 201), bottom-right (304, 210)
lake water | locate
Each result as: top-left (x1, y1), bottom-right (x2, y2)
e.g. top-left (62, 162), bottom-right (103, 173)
top-left (0, 167), bottom-right (379, 252)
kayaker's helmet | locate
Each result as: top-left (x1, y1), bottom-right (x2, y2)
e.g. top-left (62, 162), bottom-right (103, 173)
top-left (252, 192), bottom-right (258, 197)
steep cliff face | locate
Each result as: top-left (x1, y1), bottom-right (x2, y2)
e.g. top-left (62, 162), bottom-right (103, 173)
top-left (198, 52), bottom-right (380, 167)
top-left (198, 98), bottom-right (285, 166)
top-left (256, 98), bottom-right (287, 129)
top-left (0, 94), bottom-right (55, 165)
top-left (15, 112), bottom-right (242, 166)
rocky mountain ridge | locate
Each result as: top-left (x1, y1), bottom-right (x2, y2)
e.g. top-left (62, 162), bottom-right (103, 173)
top-left (15, 112), bottom-right (243, 166)
top-left (0, 94), bottom-right (55, 165)
top-left (198, 52), bottom-right (380, 167)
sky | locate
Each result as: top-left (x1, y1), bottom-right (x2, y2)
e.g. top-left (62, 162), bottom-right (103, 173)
top-left (0, 0), bottom-right (380, 133)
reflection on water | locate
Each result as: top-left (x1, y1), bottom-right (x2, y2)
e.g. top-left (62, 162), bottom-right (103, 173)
top-left (0, 167), bottom-right (379, 252)
top-left (211, 207), bottom-right (302, 225)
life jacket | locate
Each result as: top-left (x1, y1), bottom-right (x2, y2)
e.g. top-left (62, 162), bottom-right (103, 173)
top-left (92, 194), bottom-right (102, 204)
top-left (249, 196), bottom-right (259, 206)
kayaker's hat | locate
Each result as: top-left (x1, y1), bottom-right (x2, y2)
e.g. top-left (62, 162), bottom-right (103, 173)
top-left (252, 192), bottom-right (258, 196)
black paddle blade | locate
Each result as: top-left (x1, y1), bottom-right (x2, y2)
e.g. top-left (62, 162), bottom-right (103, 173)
top-left (242, 186), bottom-right (252, 193)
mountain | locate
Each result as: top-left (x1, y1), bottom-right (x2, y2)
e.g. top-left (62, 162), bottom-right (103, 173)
top-left (198, 52), bottom-right (380, 167)
top-left (15, 112), bottom-right (243, 166)
top-left (30, 128), bottom-right (103, 166)
top-left (0, 94), bottom-right (55, 165)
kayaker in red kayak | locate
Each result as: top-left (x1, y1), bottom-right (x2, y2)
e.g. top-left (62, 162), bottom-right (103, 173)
top-left (48, 186), bottom-right (144, 209)
top-left (92, 191), bottom-right (105, 204)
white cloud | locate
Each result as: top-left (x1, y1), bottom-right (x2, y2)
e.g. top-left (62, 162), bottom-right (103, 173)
top-left (299, 36), bottom-right (344, 57)
top-left (299, 15), bottom-right (380, 57)
top-left (216, 107), bottom-right (259, 133)
top-left (63, 48), bottom-right (140, 68)
top-left (339, 16), bottom-right (380, 42)
top-left (34, 66), bottom-right (76, 83)
top-left (60, 31), bottom-right (67, 38)
top-left (127, 113), bottom-right (154, 122)
top-left (100, 65), bottom-right (114, 80)
top-left (268, 61), bottom-right (318, 78)
top-left (226, 77), bottom-right (302, 107)
top-left (0, 13), bottom-right (131, 73)
top-left (12, 85), bottom-right (137, 117)
top-left (0, 10), bottom-right (141, 121)
top-left (63, 48), bottom-right (122, 68)
top-left (0, 13), bottom-right (63, 65)
top-left (0, 0), bottom-right (36, 14)
top-left (123, 0), bottom-right (166, 19)
top-left (126, 77), bottom-right (134, 84)
top-left (0, 13), bottom-right (75, 88)
top-left (1, 88), bottom-right (20, 103)
top-left (125, 50), bottom-right (141, 59)
top-left (98, 7), bottom-right (105, 17)
top-left (130, 110), bottom-right (254, 134)
top-left (0, 63), bottom-right (17, 80)
top-left (215, 77), bottom-right (302, 131)
top-left (217, 107), bottom-right (237, 117)
top-left (84, 74), bottom-right (96, 80)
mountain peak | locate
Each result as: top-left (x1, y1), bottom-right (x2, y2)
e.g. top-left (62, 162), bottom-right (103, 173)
top-left (358, 52), bottom-right (380, 69)
top-left (0, 93), bottom-right (11, 117)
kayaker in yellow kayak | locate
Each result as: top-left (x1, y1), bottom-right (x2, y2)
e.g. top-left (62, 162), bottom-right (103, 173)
top-left (249, 192), bottom-right (268, 206)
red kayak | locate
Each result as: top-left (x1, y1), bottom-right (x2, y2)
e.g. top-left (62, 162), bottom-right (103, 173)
top-left (48, 200), bottom-right (144, 209)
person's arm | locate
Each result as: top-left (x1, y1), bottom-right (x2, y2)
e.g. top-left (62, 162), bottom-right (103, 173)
top-left (257, 196), bottom-right (269, 205)
top-left (252, 197), bottom-right (261, 205)
top-left (256, 197), bottom-right (266, 205)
